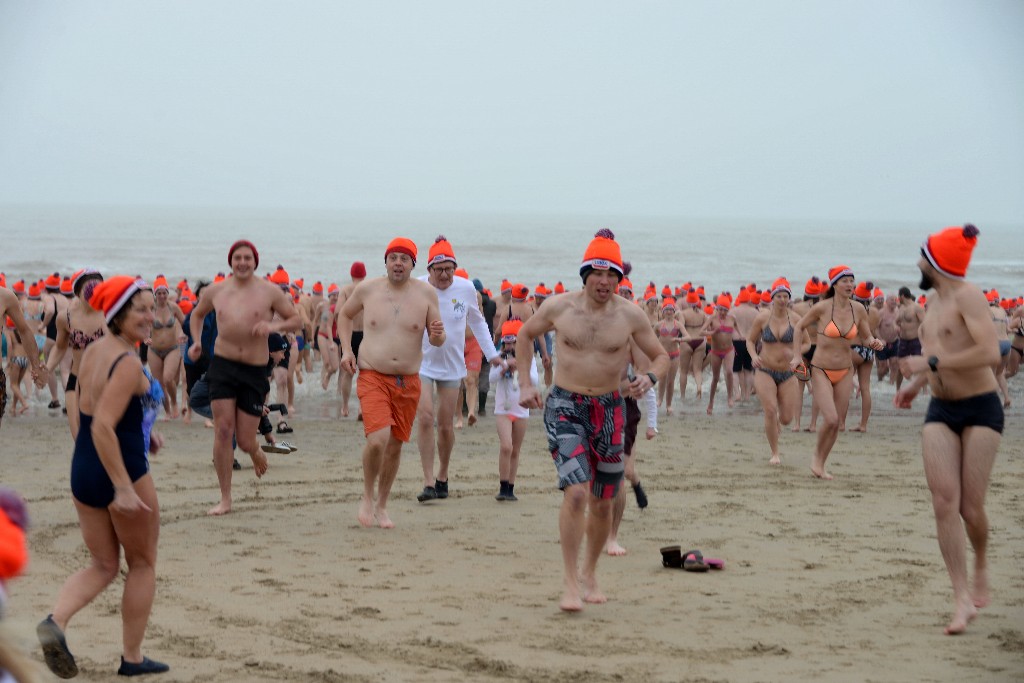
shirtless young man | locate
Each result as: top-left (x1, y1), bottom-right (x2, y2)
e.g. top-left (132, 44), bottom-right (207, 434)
top-left (728, 289), bottom-right (760, 404)
top-left (414, 237), bottom-right (499, 502)
top-left (517, 230), bottom-right (669, 612)
top-left (896, 286), bottom-right (926, 391)
top-left (339, 238), bottom-right (445, 528)
top-left (188, 241), bottom-right (300, 515)
top-left (875, 295), bottom-right (900, 382)
top-left (894, 225), bottom-right (1003, 636)
top-left (335, 262), bottom-right (366, 416)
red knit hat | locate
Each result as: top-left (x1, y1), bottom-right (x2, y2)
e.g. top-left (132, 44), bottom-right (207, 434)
top-left (736, 290), bottom-right (751, 305)
top-left (760, 290), bottom-right (772, 304)
top-left (828, 265), bottom-right (854, 287)
top-left (427, 235), bottom-right (456, 267)
top-left (715, 294), bottom-right (731, 310)
top-left (985, 289), bottom-right (998, 303)
top-left (511, 284), bottom-right (529, 301)
top-left (27, 283), bottom-right (42, 299)
top-left (771, 278), bottom-right (791, 298)
top-left (554, 282), bottom-right (565, 294)
top-left (312, 281), bottom-right (324, 295)
top-left (853, 281), bottom-right (873, 301)
top-left (661, 285), bottom-right (672, 298)
top-left (385, 237), bottom-right (417, 265)
top-left (44, 272), bottom-right (61, 291)
top-left (59, 277), bottom-right (73, 295)
top-left (12, 280), bottom-right (25, 295)
top-left (88, 276), bottom-right (149, 324)
top-left (500, 279), bottom-right (512, 294)
top-left (500, 317), bottom-right (524, 342)
top-left (922, 224), bottom-right (979, 280)
top-left (270, 266), bottom-right (290, 286)
top-left (228, 239), bottom-right (259, 269)
top-left (686, 291), bottom-right (700, 305)
top-left (153, 275), bottom-right (170, 292)
top-left (804, 276), bottom-right (822, 297)
top-left (579, 229), bottom-right (624, 282)
top-left (178, 298), bottom-right (194, 316)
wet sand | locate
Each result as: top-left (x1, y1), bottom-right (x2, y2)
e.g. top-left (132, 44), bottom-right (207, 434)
top-left (2, 381), bottom-right (1023, 682)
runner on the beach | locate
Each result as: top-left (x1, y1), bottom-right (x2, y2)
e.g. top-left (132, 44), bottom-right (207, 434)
top-left (894, 224), bottom-right (1002, 635)
top-left (339, 237), bottom-right (445, 528)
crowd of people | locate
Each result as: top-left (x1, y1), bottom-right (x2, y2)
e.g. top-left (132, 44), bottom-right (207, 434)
top-left (0, 223), bottom-right (1020, 678)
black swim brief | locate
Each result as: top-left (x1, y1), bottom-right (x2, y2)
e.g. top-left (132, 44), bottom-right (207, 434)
top-left (897, 337), bottom-right (922, 358)
top-left (207, 355), bottom-right (270, 417)
top-left (351, 330), bottom-right (363, 360)
top-left (924, 391), bottom-right (1004, 435)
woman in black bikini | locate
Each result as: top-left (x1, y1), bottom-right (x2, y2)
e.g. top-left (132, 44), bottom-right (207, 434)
top-left (747, 278), bottom-right (806, 465)
top-left (791, 266), bottom-right (884, 479)
top-left (46, 269), bottom-right (107, 440)
top-left (678, 291), bottom-right (708, 403)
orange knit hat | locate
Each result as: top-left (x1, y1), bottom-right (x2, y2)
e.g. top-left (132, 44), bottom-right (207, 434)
top-left (715, 294), bottom-right (731, 310)
top-left (44, 272), bottom-right (61, 290)
top-left (0, 509), bottom-right (27, 580)
top-left (536, 284), bottom-right (550, 298)
top-left (270, 266), bottom-right (290, 286)
top-left (385, 237), bottom-right (417, 266)
top-left (500, 317), bottom-right (524, 342)
top-left (661, 297), bottom-right (677, 311)
top-left (760, 290), bottom-right (772, 304)
top-left (554, 281), bottom-right (565, 294)
top-left (511, 284), bottom-right (529, 301)
top-left (27, 282), bottom-right (42, 299)
top-left (872, 287), bottom-right (884, 301)
top-left (770, 278), bottom-right (792, 299)
top-left (312, 281), bottom-right (324, 295)
top-left (455, 268), bottom-right (469, 280)
top-left (922, 224), bottom-right (978, 279)
top-left (686, 291), bottom-right (700, 305)
top-left (500, 279), bottom-right (512, 294)
top-left (853, 281), bottom-right (873, 301)
top-left (661, 285), bottom-right (672, 298)
top-left (59, 277), bottom-right (73, 295)
top-left (803, 276), bottom-right (821, 297)
top-left (327, 283), bottom-right (339, 295)
top-left (427, 235), bottom-right (456, 267)
top-left (618, 278), bottom-right (633, 293)
top-left (71, 268), bottom-right (102, 297)
top-left (736, 290), bottom-right (750, 305)
top-left (153, 274), bottom-right (170, 292)
top-left (580, 229), bottom-right (624, 282)
top-left (828, 265), bottom-right (854, 287)
top-left (88, 276), bottom-right (149, 324)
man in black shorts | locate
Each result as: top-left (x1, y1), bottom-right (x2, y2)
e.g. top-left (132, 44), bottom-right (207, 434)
top-left (894, 224), bottom-right (1002, 636)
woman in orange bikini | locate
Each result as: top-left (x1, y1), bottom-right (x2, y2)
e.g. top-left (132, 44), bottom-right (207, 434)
top-left (46, 269), bottom-right (108, 440)
top-left (678, 291), bottom-right (707, 402)
top-left (654, 298), bottom-right (688, 415)
top-left (791, 266), bottom-right (883, 479)
top-left (747, 278), bottom-right (806, 465)
top-left (699, 295), bottom-right (736, 415)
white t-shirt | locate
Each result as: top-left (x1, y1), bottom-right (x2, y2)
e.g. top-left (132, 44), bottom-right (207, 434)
top-left (489, 355), bottom-right (538, 419)
top-left (419, 275), bottom-right (498, 381)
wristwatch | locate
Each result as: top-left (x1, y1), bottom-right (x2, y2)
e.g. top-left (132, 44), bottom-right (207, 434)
top-left (927, 355), bottom-right (939, 372)
top-left (646, 372), bottom-right (658, 386)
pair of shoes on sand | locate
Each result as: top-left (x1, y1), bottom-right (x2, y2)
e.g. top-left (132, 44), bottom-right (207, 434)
top-left (262, 441), bottom-right (298, 454)
top-left (417, 479), bottom-right (449, 502)
top-left (38, 615), bottom-right (169, 678)
top-left (659, 546), bottom-right (724, 572)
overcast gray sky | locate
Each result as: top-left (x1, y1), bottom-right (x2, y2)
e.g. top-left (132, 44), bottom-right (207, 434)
top-left (1, 0), bottom-right (1021, 224)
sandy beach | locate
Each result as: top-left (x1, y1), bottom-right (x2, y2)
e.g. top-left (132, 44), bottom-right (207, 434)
top-left (2, 381), bottom-right (1022, 682)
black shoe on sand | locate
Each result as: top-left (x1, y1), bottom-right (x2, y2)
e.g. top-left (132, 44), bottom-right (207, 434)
top-left (117, 656), bottom-right (169, 676)
top-left (37, 615), bottom-right (78, 679)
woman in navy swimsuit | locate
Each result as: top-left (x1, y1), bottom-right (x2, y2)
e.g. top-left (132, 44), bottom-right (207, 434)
top-left (38, 276), bottom-right (170, 679)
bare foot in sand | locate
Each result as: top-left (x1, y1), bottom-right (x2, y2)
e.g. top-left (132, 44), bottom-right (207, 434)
top-left (852, 425), bottom-right (868, 432)
top-left (706, 402), bottom-right (714, 416)
top-left (606, 541), bottom-right (627, 556)
top-left (804, 425), bottom-right (817, 433)
top-left (207, 500), bottom-right (231, 516)
top-left (769, 454), bottom-right (781, 465)
top-left (944, 599), bottom-right (978, 635)
top-left (249, 447), bottom-right (269, 478)
top-left (455, 418), bottom-right (463, 430)
top-left (204, 419), bottom-right (214, 428)
top-left (973, 569), bottom-right (990, 608)
top-left (810, 465), bottom-right (833, 480)
top-left (375, 508), bottom-right (394, 529)
top-left (357, 497), bottom-right (375, 527)
top-left (666, 406), bottom-right (674, 416)
top-left (581, 575), bottom-right (607, 604)
top-left (468, 413), bottom-right (477, 426)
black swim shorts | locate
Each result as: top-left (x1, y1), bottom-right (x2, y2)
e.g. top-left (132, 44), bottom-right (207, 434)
top-left (924, 391), bottom-right (1004, 435)
top-left (207, 355), bottom-right (270, 417)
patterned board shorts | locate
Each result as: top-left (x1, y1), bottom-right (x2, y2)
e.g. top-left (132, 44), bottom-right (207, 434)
top-left (544, 385), bottom-right (625, 499)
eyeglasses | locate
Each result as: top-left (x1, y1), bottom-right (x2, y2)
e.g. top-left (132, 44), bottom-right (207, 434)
top-left (432, 266), bottom-right (455, 275)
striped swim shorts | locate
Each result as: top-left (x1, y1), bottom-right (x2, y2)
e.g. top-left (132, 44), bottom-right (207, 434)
top-left (544, 385), bottom-right (625, 499)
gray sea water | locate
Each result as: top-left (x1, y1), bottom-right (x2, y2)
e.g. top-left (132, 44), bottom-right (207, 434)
top-left (2, 205), bottom-right (1021, 298)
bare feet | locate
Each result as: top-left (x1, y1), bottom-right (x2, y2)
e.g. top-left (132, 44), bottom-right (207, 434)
top-left (606, 541), bottom-right (627, 556)
top-left (560, 592), bottom-right (584, 612)
top-left (666, 406), bottom-right (674, 416)
top-left (944, 599), bottom-right (978, 635)
top-left (852, 425), bottom-right (868, 432)
top-left (455, 419), bottom-right (463, 430)
top-left (581, 575), bottom-right (607, 604)
top-left (207, 500), bottom-right (231, 516)
top-left (973, 569), bottom-right (990, 608)
top-left (706, 402), bottom-right (714, 416)
top-left (203, 419), bottom-right (214, 429)
top-left (810, 465), bottom-right (833, 481)
top-left (375, 508), bottom-right (394, 529)
top-left (769, 454), bottom-right (781, 465)
top-left (468, 413), bottom-right (477, 426)
top-left (250, 447), bottom-right (269, 478)
top-left (357, 497), bottom-right (375, 527)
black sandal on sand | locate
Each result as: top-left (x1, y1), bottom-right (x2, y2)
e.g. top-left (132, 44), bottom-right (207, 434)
top-left (37, 615), bottom-right (78, 679)
top-left (660, 545), bottom-right (682, 568)
top-left (683, 550), bottom-right (710, 572)
top-left (276, 421), bottom-right (293, 434)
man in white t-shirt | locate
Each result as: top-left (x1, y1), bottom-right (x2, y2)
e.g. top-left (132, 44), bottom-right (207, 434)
top-left (416, 236), bottom-right (501, 502)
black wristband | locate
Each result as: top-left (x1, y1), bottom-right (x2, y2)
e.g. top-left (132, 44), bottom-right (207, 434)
top-left (927, 355), bottom-right (939, 372)
top-left (646, 371), bottom-right (657, 386)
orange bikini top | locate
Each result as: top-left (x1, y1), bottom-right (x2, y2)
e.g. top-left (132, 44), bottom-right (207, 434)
top-left (821, 301), bottom-right (858, 340)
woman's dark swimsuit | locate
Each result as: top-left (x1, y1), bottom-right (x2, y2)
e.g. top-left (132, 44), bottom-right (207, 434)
top-left (70, 353), bottom-right (149, 508)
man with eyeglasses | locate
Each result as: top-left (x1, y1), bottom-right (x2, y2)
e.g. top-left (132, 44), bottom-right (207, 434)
top-left (415, 236), bottom-right (501, 502)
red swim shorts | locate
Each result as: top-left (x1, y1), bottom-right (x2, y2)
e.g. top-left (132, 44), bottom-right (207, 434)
top-left (356, 369), bottom-right (421, 442)
top-left (464, 336), bottom-right (482, 373)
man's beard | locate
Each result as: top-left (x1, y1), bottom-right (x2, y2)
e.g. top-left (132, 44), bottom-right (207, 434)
top-left (919, 270), bottom-right (934, 291)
